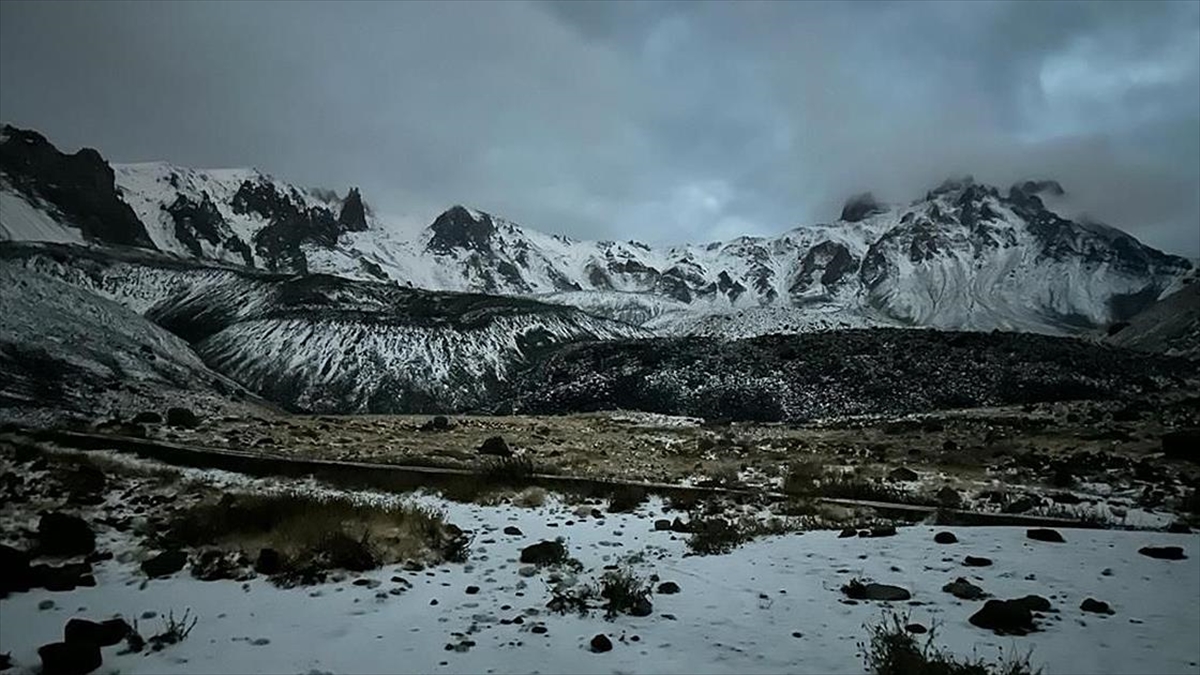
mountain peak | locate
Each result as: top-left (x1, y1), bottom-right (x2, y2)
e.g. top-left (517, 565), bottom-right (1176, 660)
top-left (427, 205), bottom-right (497, 254)
top-left (840, 192), bottom-right (887, 222)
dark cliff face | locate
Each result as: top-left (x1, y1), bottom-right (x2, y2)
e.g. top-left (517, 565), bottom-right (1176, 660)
top-left (0, 124), bottom-right (154, 248)
top-left (231, 178), bottom-right (343, 272)
top-left (791, 241), bottom-right (858, 296)
top-left (338, 187), bottom-right (369, 232)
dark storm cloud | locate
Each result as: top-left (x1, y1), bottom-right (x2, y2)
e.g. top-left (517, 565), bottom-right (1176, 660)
top-left (1, 1), bottom-right (1197, 255)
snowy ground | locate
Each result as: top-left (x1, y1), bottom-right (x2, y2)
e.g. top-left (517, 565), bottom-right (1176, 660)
top-left (2, 486), bottom-right (1198, 675)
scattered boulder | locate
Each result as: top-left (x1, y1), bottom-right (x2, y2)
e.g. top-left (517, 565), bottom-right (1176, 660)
top-left (870, 525), bottom-right (897, 538)
top-left (936, 486), bottom-right (962, 508)
top-left (905, 623), bottom-right (928, 634)
top-left (465, 585), bottom-right (480, 595)
top-left (842, 579), bottom-right (911, 601)
top-left (969, 599), bottom-right (1037, 635)
top-left (0, 544), bottom-right (32, 595)
top-left (141, 549), bottom-right (187, 578)
top-left (419, 416), bottom-right (454, 432)
top-left (131, 411), bottom-right (162, 425)
top-left (30, 563), bottom-right (94, 592)
top-left (1138, 546), bottom-right (1187, 560)
top-left (943, 577), bottom-right (987, 600)
top-left (478, 435), bottom-right (513, 457)
top-left (37, 513), bottom-right (96, 556)
top-left (64, 618), bottom-right (130, 647)
top-left (1027, 528), bottom-right (1065, 543)
top-left (1080, 598), bottom-right (1115, 615)
top-left (255, 548), bottom-right (282, 575)
top-left (628, 598), bottom-right (653, 617)
top-left (838, 528), bottom-right (857, 538)
top-left (934, 531), bottom-right (958, 544)
top-left (165, 407), bottom-right (199, 429)
top-left (37, 641), bottom-right (101, 675)
top-left (887, 467), bottom-right (919, 482)
top-left (589, 634), bottom-right (613, 653)
top-left (653, 519), bottom-right (672, 531)
top-left (1162, 429), bottom-right (1200, 462)
top-left (520, 540), bottom-right (567, 566)
top-left (656, 581), bottom-right (681, 595)
top-left (963, 556), bottom-right (993, 568)
top-left (1013, 595), bottom-right (1052, 612)
top-left (503, 526), bottom-right (523, 536)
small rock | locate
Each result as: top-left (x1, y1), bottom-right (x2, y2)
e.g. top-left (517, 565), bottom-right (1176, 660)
top-left (1080, 598), bottom-right (1115, 615)
top-left (1027, 528), bottom-right (1065, 543)
top-left (656, 581), bottom-right (681, 595)
top-left (1138, 546), bottom-right (1187, 560)
top-left (934, 531), bottom-right (958, 544)
top-left (653, 519), bottom-right (672, 531)
top-left (520, 540), bottom-right (566, 566)
top-left (39, 599), bottom-right (55, 610)
top-left (936, 487), bottom-right (962, 508)
top-left (589, 634), bottom-right (613, 653)
top-left (518, 566), bottom-right (538, 578)
top-left (478, 435), bottom-right (512, 457)
top-left (888, 467), bottom-right (919, 482)
top-left (503, 526), bottom-right (523, 536)
top-left (531, 625), bottom-right (547, 634)
top-left (141, 550), bottom-right (187, 578)
top-left (943, 577), bottom-right (987, 600)
top-left (963, 556), bottom-right (993, 567)
top-left (165, 407), bottom-right (199, 428)
top-left (255, 548), bottom-right (282, 575)
top-left (842, 580), bottom-right (910, 601)
top-left (419, 416), bottom-right (454, 432)
top-left (837, 528), bottom-right (857, 538)
top-left (628, 598), bottom-right (653, 617)
top-left (465, 585), bottom-right (480, 595)
top-left (871, 525), bottom-right (897, 538)
top-left (905, 623), bottom-right (928, 634)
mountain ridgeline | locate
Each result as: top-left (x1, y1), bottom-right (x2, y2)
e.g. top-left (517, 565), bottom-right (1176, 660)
top-left (1, 123), bottom-right (1191, 338)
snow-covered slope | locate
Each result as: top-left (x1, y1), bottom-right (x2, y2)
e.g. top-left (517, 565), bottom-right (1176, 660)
top-left (0, 260), bottom-right (252, 426)
top-left (2, 123), bottom-right (1191, 337)
top-left (0, 242), bottom-right (650, 414)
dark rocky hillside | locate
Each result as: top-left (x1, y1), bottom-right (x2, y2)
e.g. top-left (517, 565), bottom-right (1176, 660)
top-left (510, 329), bottom-right (1195, 422)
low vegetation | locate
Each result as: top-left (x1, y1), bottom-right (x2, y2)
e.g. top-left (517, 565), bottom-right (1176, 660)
top-left (165, 491), bottom-right (457, 584)
top-left (686, 514), bottom-right (795, 555)
top-left (861, 612), bottom-right (1040, 675)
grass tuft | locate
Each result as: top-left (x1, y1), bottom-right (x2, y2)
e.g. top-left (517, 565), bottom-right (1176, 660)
top-left (861, 612), bottom-right (1040, 675)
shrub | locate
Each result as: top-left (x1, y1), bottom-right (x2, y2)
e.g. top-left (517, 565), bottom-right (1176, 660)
top-left (861, 612), bottom-right (1040, 675)
top-left (480, 454), bottom-right (537, 485)
top-left (599, 568), bottom-right (653, 619)
top-left (513, 487), bottom-right (547, 508)
top-left (782, 460), bottom-right (827, 497)
top-left (687, 518), bottom-right (748, 555)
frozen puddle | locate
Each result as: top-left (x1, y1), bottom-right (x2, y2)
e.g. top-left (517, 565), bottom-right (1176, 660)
top-left (2, 496), bottom-right (1198, 675)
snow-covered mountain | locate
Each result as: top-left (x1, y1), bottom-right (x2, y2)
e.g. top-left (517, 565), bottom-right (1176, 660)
top-left (1, 123), bottom-right (1192, 336)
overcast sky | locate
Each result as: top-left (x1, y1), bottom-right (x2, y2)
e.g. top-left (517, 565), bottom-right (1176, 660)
top-left (1, 1), bottom-right (1197, 255)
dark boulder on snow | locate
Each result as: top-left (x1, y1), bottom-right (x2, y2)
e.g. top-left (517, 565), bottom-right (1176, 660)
top-left (656, 581), bottom-right (681, 595)
top-left (1027, 528), bottom-right (1065, 543)
top-left (934, 531), bottom-right (958, 544)
top-left (37, 513), bottom-right (95, 556)
top-left (478, 435), bottom-right (513, 457)
top-left (969, 599), bottom-right (1037, 635)
top-left (870, 525), bottom-right (897, 538)
top-left (30, 563), bottom-right (95, 592)
top-left (1080, 598), bottom-right (1115, 615)
top-left (37, 640), bottom-right (102, 675)
top-left (141, 549), bottom-right (187, 578)
top-left (841, 579), bottom-right (911, 601)
top-left (165, 407), bottom-right (199, 429)
top-left (838, 528), bottom-right (857, 538)
top-left (520, 540), bottom-right (566, 566)
top-left (64, 618), bottom-right (131, 647)
top-left (589, 634), bottom-right (613, 653)
top-left (963, 556), bottom-right (993, 567)
top-left (1138, 546), bottom-right (1187, 560)
top-left (1013, 595), bottom-right (1052, 612)
top-left (943, 577), bottom-right (987, 600)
